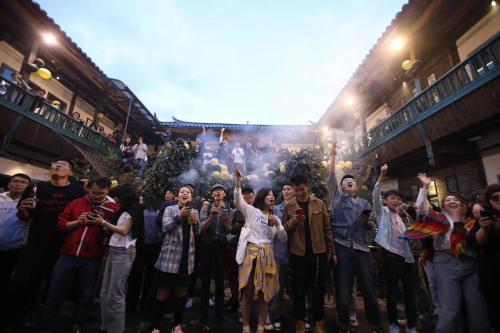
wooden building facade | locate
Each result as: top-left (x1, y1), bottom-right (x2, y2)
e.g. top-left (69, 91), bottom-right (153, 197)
top-left (318, 0), bottom-right (500, 202)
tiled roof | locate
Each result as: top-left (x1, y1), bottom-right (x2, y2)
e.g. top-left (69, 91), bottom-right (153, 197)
top-left (162, 117), bottom-right (313, 130)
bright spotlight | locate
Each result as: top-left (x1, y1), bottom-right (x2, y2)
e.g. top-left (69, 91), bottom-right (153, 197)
top-left (390, 37), bottom-right (406, 51)
top-left (345, 96), bottom-right (355, 107)
top-left (42, 32), bottom-right (57, 45)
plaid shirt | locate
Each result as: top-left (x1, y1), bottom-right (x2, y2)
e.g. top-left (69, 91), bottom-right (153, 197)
top-left (155, 205), bottom-right (199, 274)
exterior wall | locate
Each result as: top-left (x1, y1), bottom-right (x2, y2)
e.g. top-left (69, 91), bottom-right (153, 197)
top-left (29, 73), bottom-right (73, 108)
top-left (456, 8), bottom-right (500, 61)
top-left (398, 159), bottom-right (484, 202)
top-left (482, 147), bottom-right (500, 185)
top-left (0, 41), bottom-right (23, 72)
top-left (0, 157), bottom-right (50, 181)
top-left (366, 103), bottom-right (389, 131)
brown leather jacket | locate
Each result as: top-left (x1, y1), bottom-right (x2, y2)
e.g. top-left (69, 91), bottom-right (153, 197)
top-left (284, 196), bottom-right (335, 257)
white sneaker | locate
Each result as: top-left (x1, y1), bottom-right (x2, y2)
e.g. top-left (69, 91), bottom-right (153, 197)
top-left (389, 324), bottom-right (399, 333)
top-left (349, 314), bottom-right (359, 328)
top-left (185, 297), bottom-right (193, 309)
top-left (406, 327), bottom-right (417, 333)
top-left (172, 324), bottom-right (183, 333)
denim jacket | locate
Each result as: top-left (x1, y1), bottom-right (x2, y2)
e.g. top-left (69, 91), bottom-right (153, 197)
top-left (327, 172), bottom-right (373, 252)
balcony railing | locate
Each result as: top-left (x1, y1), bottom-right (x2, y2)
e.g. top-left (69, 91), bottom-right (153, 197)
top-left (340, 33), bottom-right (500, 161)
top-left (0, 81), bottom-right (120, 155)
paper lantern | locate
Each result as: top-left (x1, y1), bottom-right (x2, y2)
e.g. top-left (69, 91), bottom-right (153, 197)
top-left (36, 67), bottom-right (52, 80)
top-left (402, 59), bottom-right (413, 71)
top-left (34, 58), bottom-right (46, 67)
top-left (279, 162), bottom-right (286, 174)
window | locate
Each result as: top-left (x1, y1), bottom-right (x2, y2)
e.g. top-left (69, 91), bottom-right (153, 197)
top-left (47, 92), bottom-right (67, 112)
top-left (427, 73), bottom-right (437, 86)
top-left (445, 175), bottom-right (459, 193)
top-left (0, 63), bottom-right (16, 80)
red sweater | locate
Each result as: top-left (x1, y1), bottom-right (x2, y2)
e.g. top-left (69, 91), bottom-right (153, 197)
top-left (58, 196), bottom-right (119, 258)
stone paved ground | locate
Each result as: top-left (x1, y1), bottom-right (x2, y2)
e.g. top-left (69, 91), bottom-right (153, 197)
top-left (10, 292), bottom-right (436, 333)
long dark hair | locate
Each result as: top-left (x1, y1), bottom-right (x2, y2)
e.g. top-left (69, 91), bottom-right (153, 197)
top-left (110, 183), bottom-right (143, 239)
top-left (253, 188), bottom-right (272, 211)
top-left (483, 183), bottom-right (500, 212)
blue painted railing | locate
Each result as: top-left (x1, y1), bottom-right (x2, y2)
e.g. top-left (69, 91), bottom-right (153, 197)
top-left (0, 81), bottom-right (120, 155)
top-left (340, 33), bottom-right (500, 161)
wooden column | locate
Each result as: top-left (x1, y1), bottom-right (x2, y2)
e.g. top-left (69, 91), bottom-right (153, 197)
top-left (68, 91), bottom-right (78, 115)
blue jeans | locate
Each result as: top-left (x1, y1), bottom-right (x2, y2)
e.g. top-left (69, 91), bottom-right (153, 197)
top-left (433, 252), bottom-right (490, 333)
top-left (334, 243), bottom-right (382, 330)
top-left (41, 255), bottom-right (102, 328)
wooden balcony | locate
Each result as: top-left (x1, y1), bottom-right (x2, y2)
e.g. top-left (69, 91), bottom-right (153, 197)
top-left (0, 82), bottom-right (120, 155)
top-left (340, 34), bottom-right (500, 162)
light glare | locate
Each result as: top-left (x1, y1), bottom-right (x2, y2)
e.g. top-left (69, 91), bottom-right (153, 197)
top-left (42, 32), bottom-right (57, 45)
top-left (390, 37), bottom-right (405, 51)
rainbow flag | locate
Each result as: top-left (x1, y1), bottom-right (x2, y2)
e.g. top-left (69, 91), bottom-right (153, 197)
top-left (402, 210), bottom-right (450, 240)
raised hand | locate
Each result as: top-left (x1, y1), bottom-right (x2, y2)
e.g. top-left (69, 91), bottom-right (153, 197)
top-left (417, 173), bottom-right (432, 188)
top-left (330, 143), bottom-right (337, 156)
top-left (380, 164), bottom-right (388, 175)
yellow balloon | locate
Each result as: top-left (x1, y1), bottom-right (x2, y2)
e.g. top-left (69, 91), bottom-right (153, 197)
top-left (211, 171), bottom-right (221, 179)
top-left (220, 170), bottom-right (231, 180)
top-left (220, 165), bottom-right (228, 172)
top-left (210, 158), bottom-right (219, 166)
top-left (345, 161), bottom-right (353, 169)
top-left (402, 59), bottom-right (413, 71)
top-left (36, 67), bottom-right (52, 79)
top-left (338, 161), bottom-right (346, 169)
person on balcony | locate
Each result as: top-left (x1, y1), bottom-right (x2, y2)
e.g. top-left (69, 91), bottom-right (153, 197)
top-left (40, 177), bottom-right (119, 332)
top-left (133, 136), bottom-right (148, 177)
top-left (4, 160), bottom-right (84, 330)
top-left (216, 128), bottom-right (231, 166)
top-left (373, 164), bottom-right (417, 333)
top-left (8, 72), bottom-right (31, 105)
top-left (327, 144), bottom-right (383, 333)
top-left (415, 174), bottom-right (490, 333)
top-left (120, 136), bottom-right (135, 171)
top-left (231, 142), bottom-right (245, 173)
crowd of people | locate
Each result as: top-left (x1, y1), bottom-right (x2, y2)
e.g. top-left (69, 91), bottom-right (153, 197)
top-left (0, 142), bottom-right (499, 333)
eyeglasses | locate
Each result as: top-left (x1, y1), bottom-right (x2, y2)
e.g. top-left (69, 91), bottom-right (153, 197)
top-left (490, 194), bottom-right (500, 202)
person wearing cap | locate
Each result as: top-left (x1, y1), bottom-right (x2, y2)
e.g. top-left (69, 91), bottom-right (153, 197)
top-left (327, 145), bottom-right (383, 333)
top-left (198, 183), bottom-right (234, 327)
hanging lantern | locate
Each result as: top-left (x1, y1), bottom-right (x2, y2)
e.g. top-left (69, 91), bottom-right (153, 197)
top-left (27, 63), bottom-right (39, 72)
top-left (33, 58), bottom-right (46, 67)
top-left (402, 59), bottom-right (413, 71)
top-left (36, 68), bottom-right (52, 80)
